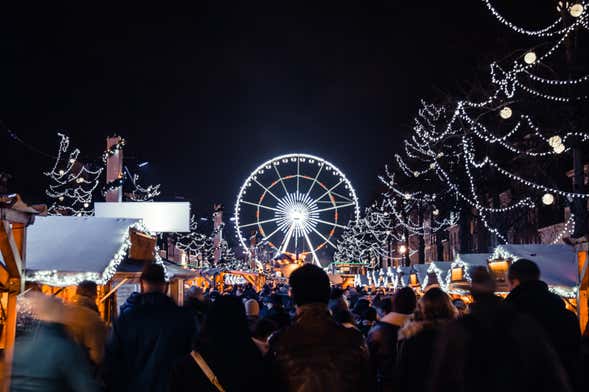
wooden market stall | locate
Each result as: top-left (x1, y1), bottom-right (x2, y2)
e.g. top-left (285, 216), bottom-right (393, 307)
top-left (23, 216), bottom-right (189, 322)
top-left (0, 195), bottom-right (38, 392)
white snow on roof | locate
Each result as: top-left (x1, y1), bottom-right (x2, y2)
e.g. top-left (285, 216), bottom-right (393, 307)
top-left (25, 216), bottom-right (140, 285)
top-left (492, 244), bottom-right (577, 289)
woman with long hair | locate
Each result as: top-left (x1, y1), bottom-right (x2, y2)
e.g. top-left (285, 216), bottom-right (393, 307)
top-left (395, 288), bottom-right (457, 392)
top-left (170, 295), bottom-right (274, 392)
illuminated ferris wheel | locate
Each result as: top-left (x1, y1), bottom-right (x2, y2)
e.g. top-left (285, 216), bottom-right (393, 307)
top-left (234, 153), bottom-right (360, 266)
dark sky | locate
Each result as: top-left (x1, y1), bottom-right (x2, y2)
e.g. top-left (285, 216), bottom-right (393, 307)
top-left (1, 1), bottom-right (548, 217)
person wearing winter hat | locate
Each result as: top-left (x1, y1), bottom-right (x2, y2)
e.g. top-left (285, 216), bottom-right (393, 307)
top-left (244, 298), bottom-right (260, 332)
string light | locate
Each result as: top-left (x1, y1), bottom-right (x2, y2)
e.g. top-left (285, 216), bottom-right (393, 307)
top-left (570, 3), bottom-right (585, 17)
top-left (499, 106), bottom-right (513, 119)
top-left (542, 193), bottom-right (555, 205)
top-left (523, 51), bottom-right (537, 64)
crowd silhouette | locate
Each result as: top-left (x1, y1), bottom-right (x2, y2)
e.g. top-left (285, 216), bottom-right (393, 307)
top-left (8, 260), bottom-right (589, 392)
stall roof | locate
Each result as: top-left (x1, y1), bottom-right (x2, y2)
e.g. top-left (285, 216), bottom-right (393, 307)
top-left (456, 253), bottom-right (492, 266)
top-left (25, 216), bottom-right (141, 286)
top-left (492, 244), bottom-right (577, 289)
top-left (117, 259), bottom-right (198, 280)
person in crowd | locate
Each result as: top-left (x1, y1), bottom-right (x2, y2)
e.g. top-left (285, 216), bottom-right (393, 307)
top-left (103, 263), bottom-right (195, 392)
top-left (428, 267), bottom-right (572, 392)
top-left (63, 280), bottom-right (108, 368)
top-left (245, 298), bottom-right (260, 332)
top-left (328, 288), bottom-right (358, 330)
top-left (269, 264), bottom-right (371, 391)
top-left (452, 298), bottom-right (467, 317)
top-left (169, 296), bottom-right (272, 391)
top-left (367, 287), bottom-right (417, 392)
top-left (185, 286), bottom-right (209, 338)
top-left (395, 287), bottom-right (456, 392)
top-left (251, 318), bottom-right (279, 355)
top-left (504, 259), bottom-right (581, 390)
top-left (372, 295), bottom-right (392, 320)
top-left (351, 298), bottom-right (371, 325)
top-left (262, 293), bottom-right (290, 329)
top-left (10, 292), bottom-right (100, 392)
top-left (358, 307), bottom-right (377, 336)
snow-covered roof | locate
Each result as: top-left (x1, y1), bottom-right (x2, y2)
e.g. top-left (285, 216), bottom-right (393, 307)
top-left (25, 216), bottom-right (141, 286)
top-left (456, 253), bottom-right (492, 266)
top-left (492, 244), bottom-right (577, 290)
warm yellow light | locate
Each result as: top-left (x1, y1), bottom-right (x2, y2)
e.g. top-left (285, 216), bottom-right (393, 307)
top-left (542, 193), bottom-right (555, 205)
top-left (548, 135), bottom-right (563, 148)
top-left (499, 107), bottom-right (512, 119)
top-left (451, 267), bottom-right (464, 282)
top-left (524, 51), bottom-right (537, 64)
top-left (570, 3), bottom-right (584, 17)
top-left (398, 244), bottom-right (407, 254)
top-left (553, 143), bottom-right (565, 154)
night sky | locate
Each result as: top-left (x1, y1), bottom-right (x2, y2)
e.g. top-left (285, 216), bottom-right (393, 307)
top-left (1, 1), bottom-right (551, 218)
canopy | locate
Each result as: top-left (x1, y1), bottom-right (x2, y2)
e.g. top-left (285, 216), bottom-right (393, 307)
top-left (492, 244), bottom-right (577, 290)
top-left (25, 216), bottom-right (141, 286)
top-left (456, 253), bottom-right (491, 267)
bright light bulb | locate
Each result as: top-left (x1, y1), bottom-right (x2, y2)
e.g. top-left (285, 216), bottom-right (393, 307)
top-left (570, 3), bottom-right (584, 17)
top-left (499, 107), bottom-right (513, 119)
top-left (542, 193), bottom-right (555, 205)
top-left (523, 51), bottom-right (537, 64)
top-left (84, 202), bottom-right (89, 208)
top-left (548, 135), bottom-right (562, 148)
top-left (69, 158), bottom-right (76, 163)
top-left (413, 171), bottom-right (420, 177)
top-left (432, 209), bottom-right (440, 216)
top-left (59, 170), bottom-right (65, 176)
top-left (553, 143), bottom-right (565, 154)
top-left (398, 245), bottom-right (407, 254)
top-left (404, 193), bottom-right (411, 200)
top-left (58, 196), bottom-right (64, 201)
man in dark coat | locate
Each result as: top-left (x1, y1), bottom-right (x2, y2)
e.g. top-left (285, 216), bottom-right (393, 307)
top-left (103, 263), bottom-right (195, 392)
top-left (269, 264), bottom-right (371, 392)
top-left (429, 267), bottom-right (572, 392)
top-left (504, 259), bottom-right (581, 390)
top-left (367, 287), bottom-right (416, 392)
top-left (262, 293), bottom-right (291, 329)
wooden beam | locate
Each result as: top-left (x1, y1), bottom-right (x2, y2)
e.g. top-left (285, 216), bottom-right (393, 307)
top-left (0, 221), bottom-right (23, 279)
top-left (0, 208), bottom-right (35, 225)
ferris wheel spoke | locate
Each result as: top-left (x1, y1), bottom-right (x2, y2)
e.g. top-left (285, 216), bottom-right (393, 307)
top-left (273, 165), bottom-right (289, 195)
top-left (296, 159), bottom-right (300, 194)
top-left (314, 202), bottom-right (356, 213)
top-left (305, 163), bottom-right (324, 197)
top-left (303, 230), bottom-right (320, 265)
top-left (262, 226), bottom-right (282, 242)
top-left (316, 180), bottom-right (344, 202)
top-left (278, 225), bottom-right (295, 254)
top-left (238, 217), bottom-right (281, 229)
top-left (240, 200), bottom-right (280, 212)
top-left (309, 217), bottom-right (348, 229)
top-left (310, 226), bottom-right (337, 249)
top-left (253, 179), bottom-right (282, 202)
top-left (330, 191), bottom-right (354, 203)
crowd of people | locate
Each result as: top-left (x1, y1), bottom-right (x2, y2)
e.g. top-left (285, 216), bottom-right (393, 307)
top-left (7, 259), bottom-right (589, 391)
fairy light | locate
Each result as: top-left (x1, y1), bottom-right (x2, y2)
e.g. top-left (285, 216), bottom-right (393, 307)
top-left (542, 193), bottom-right (555, 205)
top-left (523, 51), bottom-right (537, 64)
top-left (570, 3), bottom-right (585, 17)
top-left (499, 106), bottom-right (513, 119)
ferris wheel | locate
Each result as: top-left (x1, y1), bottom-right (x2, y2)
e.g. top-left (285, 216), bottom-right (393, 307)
top-left (234, 153), bottom-right (360, 266)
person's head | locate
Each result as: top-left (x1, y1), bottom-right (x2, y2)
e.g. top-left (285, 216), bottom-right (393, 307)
top-left (140, 263), bottom-right (167, 294)
top-left (507, 259), bottom-right (540, 290)
top-left (244, 299), bottom-right (260, 318)
top-left (373, 296), bottom-right (393, 319)
top-left (362, 307), bottom-right (377, 323)
top-left (392, 287), bottom-right (417, 315)
top-left (289, 264), bottom-right (330, 307)
top-left (76, 280), bottom-right (98, 299)
top-left (270, 294), bottom-right (284, 309)
top-left (415, 287), bottom-right (457, 322)
top-left (470, 266), bottom-right (496, 299)
top-left (187, 286), bottom-right (205, 302)
top-left (200, 295), bottom-right (251, 347)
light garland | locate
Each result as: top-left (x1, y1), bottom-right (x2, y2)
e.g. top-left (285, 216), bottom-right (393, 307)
top-left (44, 133), bottom-right (103, 216)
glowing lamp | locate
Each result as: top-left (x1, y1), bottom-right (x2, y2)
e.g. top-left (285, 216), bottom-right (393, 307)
top-left (499, 107), bottom-right (512, 119)
top-left (548, 135), bottom-right (562, 148)
top-left (450, 266), bottom-right (465, 283)
top-left (570, 3), bottom-right (584, 17)
top-left (59, 170), bottom-right (65, 176)
top-left (523, 51), bottom-right (537, 64)
top-left (398, 244), bottom-right (407, 254)
top-left (542, 193), bottom-right (555, 205)
top-left (409, 272), bottom-right (419, 287)
top-left (432, 209), bottom-right (439, 216)
top-left (553, 143), bottom-right (565, 154)
top-left (69, 158), bottom-right (76, 163)
top-left (83, 202), bottom-right (89, 208)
